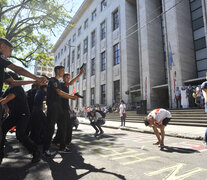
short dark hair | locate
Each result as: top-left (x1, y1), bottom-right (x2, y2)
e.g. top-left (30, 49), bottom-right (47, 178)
top-left (54, 65), bottom-right (64, 74)
top-left (63, 72), bottom-right (70, 78)
top-left (0, 38), bottom-right (13, 48)
top-left (144, 120), bottom-right (150, 126)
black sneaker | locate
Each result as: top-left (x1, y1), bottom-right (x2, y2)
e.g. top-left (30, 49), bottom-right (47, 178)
top-left (99, 131), bottom-right (104, 135)
top-left (43, 150), bottom-right (52, 157)
top-left (94, 132), bottom-right (99, 137)
top-left (32, 151), bottom-right (41, 163)
top-left (58, 147), bottom-right (72, 154)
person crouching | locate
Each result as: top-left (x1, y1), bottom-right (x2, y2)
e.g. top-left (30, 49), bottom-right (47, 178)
top-left (143, 108), bottom-right (171, 148)
top-left (87, 110), bottom-right (104, 137)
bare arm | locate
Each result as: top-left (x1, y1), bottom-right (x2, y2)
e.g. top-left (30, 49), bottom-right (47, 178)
top-left (7, 64), bottom-right (47, 83)
top-left (5, 77), bottom-right (36, 87)
top-left (56, 88), bottom-right (78, 100)
top-left (0, 93), bottom-right (16, 105)
top-left (68, 68), bottom-right (84, 85)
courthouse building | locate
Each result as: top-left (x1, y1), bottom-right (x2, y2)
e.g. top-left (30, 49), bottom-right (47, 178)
top-left (52, 0), bottom-right (207, 109)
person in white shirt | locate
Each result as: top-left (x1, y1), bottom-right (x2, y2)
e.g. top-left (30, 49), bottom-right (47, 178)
top-left (144, 108), bottom-right (172, 148)
top-left (119, 100), bottom-right (126, 126)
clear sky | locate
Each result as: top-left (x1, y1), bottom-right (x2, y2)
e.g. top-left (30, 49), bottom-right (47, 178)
top-left (22, 0), bottom-right (84, 90)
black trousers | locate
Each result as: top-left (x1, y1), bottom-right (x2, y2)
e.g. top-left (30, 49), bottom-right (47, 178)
top-left (90, 121), bottom-right (103, 133)
top-left (53, 110), bottom-right (72, 145)
top-left (30, 106), bottom-right (47, 144)
top-left (43, 103), bottom-right (66, 151)
top-left (0, 113), bottom-right (38, 155)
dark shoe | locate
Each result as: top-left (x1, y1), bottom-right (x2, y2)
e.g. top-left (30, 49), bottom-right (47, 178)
top-left (43, 150), bottom-right (52, 158)
top-left (94, 131), bottom-right (99, 137)
top-left (58, 147), bottom-right (72, 154)
top-left (32, 151), bottom-right (41, 163)
top-left (99, 131), bottom-right (104, 135)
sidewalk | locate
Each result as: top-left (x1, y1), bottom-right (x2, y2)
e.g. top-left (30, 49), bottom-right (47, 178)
top-left (78, 117), bottom-right (206, 140)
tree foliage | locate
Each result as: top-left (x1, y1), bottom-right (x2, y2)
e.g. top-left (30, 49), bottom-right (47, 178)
top-left (0, 0), bottom-right (72, 67)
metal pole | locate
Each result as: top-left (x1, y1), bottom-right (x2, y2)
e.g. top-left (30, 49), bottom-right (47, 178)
top-left (162, 0), bottom-right (172, 108)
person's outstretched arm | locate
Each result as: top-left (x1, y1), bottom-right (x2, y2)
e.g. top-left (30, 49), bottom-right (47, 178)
top-left (7, 64), bottom-right (47, 83)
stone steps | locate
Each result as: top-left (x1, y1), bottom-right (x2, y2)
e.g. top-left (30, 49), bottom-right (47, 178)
top-left (105, 109), bottom-right (207, 127)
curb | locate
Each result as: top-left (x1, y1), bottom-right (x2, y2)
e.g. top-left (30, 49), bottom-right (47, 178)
top-left (80, 122), bottom-right (203, 141)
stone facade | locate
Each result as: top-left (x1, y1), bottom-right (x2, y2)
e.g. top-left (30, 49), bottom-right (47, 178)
top-left (53, 0), bottom-right (207, 109)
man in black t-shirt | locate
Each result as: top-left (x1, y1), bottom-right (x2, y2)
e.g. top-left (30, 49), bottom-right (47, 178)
top-left (43, 65), bottom-right (78, 156)
top-left (0, 72), bottom-right (40, 164)
top-left (52, 70), bottom-right (84, 147)
top-left (0, 38), bottom-right (47, 162)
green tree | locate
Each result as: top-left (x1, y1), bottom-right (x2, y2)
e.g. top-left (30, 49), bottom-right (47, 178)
top-left (0, 0), bottom-right (72, 67)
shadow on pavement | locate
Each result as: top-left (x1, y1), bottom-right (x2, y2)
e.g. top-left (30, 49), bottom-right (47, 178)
top-left (43, 145), bottom-right (126, 180)
top-left (160, 146), bottom-right (200, 153)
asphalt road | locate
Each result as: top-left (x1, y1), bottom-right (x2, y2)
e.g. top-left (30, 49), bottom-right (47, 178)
top-left (0, 124), bottom-right (207, 180)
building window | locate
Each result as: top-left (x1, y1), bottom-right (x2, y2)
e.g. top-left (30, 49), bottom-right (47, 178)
top-left (114, 80), bottom-right (120, 103)
top-left (78, 26), bottom-right (82, 36)
top-left (91, 88), bottom-right (95, 105)
top-left (83, 37), bottom-right (88, 54)
top-left (83, 68), bottom-right (86, 79)
top-left (64, 58), bottom-right (66, 67)
top-left (76, 68), bottom-right (80, 82)
top-left (91, 58), bottom-right (95, 76)
top-left (84, 19), bottom-right (88, 29)
top-left (190, 0), bottom-right (207, 77)
top-left (100, 21), bottom-right (106, 40)
top-left (58, 52), bottom-right (60, 58)
top-left (194, 37), bottom-right (206, 50)
top-left (68, 39), bottom-right (71, 46)
top-left (67, 55), bottom-right (70, 68)
top-left (83, 90), bottom-right (86, 105)
top-left (91, 30), bottom-right (96, 48)
top-left (92, 9), bottom-right (96, 21)
top-left (77, 44), bottom-right (81, 59)
top-left (101, 84), bottom-right (106, 104)
top-left (72, 71), bottom-right (74, 79)
top-left (72, 50), bottom-right (75, 63)
top-left (101, 51), bottom-right (106, 71)
top-left (61, 48), bottom-right (63, 56)
top-left (113, 9), bottom-right (119, 31)
top-left (73, 33), bottom-right (76, 42)
top-left (55, 56), bottom-right (57, 62)
top-left (113, 43), bottom-right (120, 65)
top-left (101, 0), bottom-right (107, 11)
top-left (64, 45), bottom-right (67, 52)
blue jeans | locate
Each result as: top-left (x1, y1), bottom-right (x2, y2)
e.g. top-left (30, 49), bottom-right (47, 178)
top-left (121, 116), bottom-right (125, 126)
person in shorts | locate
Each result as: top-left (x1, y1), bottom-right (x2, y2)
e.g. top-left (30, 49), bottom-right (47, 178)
top-left (143, 108), bottom-right (172, 148)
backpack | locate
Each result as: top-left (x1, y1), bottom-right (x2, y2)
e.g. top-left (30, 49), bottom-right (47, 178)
top-left (95, 110), bottom-right (106, 118)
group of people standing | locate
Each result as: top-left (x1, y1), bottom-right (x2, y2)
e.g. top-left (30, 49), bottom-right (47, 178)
top-left (0, 38), bottom-right (48, 164)
top-left (0, 38), bottom-right (85, 164)
top-left (175, 84), bottom-right (204, 109)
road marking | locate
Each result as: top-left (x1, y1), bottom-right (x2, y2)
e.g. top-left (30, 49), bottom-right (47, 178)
top-left (145, 163), bottom-right (207, 180)
top-left (121, 156), bottom-right (159, 165)
top-left (110, 153), bottom-right (145, 160)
